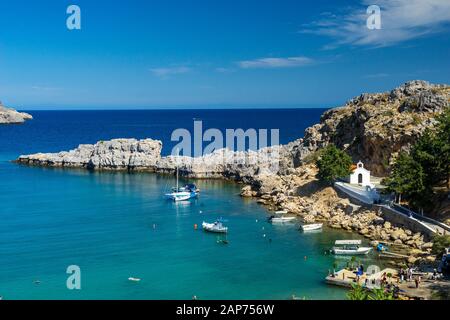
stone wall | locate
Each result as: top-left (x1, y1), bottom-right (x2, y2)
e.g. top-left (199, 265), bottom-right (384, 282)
top-left (380, 206), bottom-right (435, 240)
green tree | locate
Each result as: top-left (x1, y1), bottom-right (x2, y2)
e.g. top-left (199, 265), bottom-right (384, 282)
top-left (347, 284), bottom-right (368, 300)
top-left (431, 234), bottom-right (450, 257)
top-left (385, 152), bottom-right (425, 203)
top-left (435, 108), bottom-right (450, 189)
top-left (411, 129), bottom-right (447, 188)
top-left (316, 144), bottom-right (352, 184)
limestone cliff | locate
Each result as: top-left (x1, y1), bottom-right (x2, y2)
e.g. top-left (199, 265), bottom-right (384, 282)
top-left (0, 102), bottom-right (33, 124)
top-left (296, 80), bottom-right (449, 176)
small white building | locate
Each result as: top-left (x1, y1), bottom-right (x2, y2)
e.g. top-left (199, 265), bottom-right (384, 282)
top-left (335, 161), bottom-right (379, 204)
top-left (349, 161), bottom-right (371, 187)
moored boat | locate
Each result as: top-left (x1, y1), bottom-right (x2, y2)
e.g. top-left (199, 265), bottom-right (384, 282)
top-left (331, 240), bottom-right (372, 255)
top-left (164, 157), bottom-right (199, 202)
top-left (202, 221), bottom-right (228, 233)
top-left (268, 216), bottom-right (296, 224)
top-left (301, 223), bottom-right (323, 231)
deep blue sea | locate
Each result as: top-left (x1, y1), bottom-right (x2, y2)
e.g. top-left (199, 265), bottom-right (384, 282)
top-left (0, 109), bottom-right (382, 300)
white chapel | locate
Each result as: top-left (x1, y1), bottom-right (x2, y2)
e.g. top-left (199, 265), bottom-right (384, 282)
top-left (349, 161), bottom-right (371, 187)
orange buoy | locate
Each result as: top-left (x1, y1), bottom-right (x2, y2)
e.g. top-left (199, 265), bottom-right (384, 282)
top-left (194, 224), bottom-right (198, 230)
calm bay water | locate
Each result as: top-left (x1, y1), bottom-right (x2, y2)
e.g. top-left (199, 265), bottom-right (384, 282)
top-left (0, 109), bottom-right (382, 300)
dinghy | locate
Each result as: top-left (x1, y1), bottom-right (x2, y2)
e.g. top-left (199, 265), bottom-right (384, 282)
top-left (202, 221), bottom-right (228, 233)
top-left (331, 240), bottom-right (372, 255)
top-left (301, 223), bottom-right (323, 231)
top-left (268, 216), bottom-right (296, 224)
top-left (128, 277), bottom-right (141, 282)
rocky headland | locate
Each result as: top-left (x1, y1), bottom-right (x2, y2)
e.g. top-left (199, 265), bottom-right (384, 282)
top-left (0, 102), bottom-right (32, 124)
top-left (15, 80), bottom-right (450, 265)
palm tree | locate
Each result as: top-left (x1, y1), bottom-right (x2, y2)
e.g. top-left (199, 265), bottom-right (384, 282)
top-left (333, 262), bottom-right (338, 275)
top-left (350, 256), bottom-right (356, 270)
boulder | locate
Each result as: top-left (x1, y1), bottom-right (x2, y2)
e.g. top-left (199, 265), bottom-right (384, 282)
top-left (407, 256), bottom-right (418, 264)
top-left (359, 228), bottom-right (369, 235)
top-left (303, 215), bottom-right (316, 224)
top-left (240, 186), bottom-right (253, 197)
top-left (421, 242), bottom-right (433, 249)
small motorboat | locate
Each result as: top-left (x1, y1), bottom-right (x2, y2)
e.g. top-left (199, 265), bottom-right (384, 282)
top-left (301, 223), bottom-right (323, 231)
top-left (128, 277), bottom-right (141, 282)
top-left (331, 240), bottom-right (372, 255)
top-left (377, 243), bottom-right (389, 252)
top-left (202, 221), bottom-right (228, 233)
top-left (268, 216), bottom-right (296, 224)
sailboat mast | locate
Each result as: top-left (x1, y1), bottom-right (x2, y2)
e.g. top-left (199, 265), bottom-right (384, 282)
top-left (176, 147), bottom-right (179, 191)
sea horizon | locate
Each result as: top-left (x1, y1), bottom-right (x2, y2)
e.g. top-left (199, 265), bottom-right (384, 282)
top-left (15, 106), bottom-right (333, 112)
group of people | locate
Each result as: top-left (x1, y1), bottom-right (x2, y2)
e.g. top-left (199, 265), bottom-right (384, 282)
top-left (399, 267), bottom-right (414, 282)
top-left (399, 267), bottom-right (422, 288)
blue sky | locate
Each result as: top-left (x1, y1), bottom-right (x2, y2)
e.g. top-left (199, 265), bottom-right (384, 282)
top-left (0, 0), bottom-right (449, 109)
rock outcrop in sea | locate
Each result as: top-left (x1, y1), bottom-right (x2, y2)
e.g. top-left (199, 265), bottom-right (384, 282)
top-left (0, 102), bottom-right (33, 124)
top-left (17, 139), bottom-right (163, 171)
top-left (16, 138), bottom-right (284, 182)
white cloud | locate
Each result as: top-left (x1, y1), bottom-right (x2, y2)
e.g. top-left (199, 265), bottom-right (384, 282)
top-left (238, 56), bottom-right (314, 69)
top-left (363, 73), bottom-right (390, 78)
top-left (31, 85), bottom-right (61, 92)
top-left (149, 66), bottom-right (191, 78)
top-left (215, 67), bottom-right (236, 73)
top-left (300, 0), bottom-right (450, 48)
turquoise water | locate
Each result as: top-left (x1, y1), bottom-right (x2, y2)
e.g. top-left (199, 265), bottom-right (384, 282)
top-left (0, 110), bottom-right (383, 300)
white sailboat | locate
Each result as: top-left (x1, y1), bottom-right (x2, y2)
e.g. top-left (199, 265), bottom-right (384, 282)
top-left (165, 155), bottom-right (199, 202)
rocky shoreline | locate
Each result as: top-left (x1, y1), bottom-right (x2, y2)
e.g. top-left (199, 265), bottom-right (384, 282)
top-left (240, 164), bottom-right (435, 266)
top-left (14, 80), bottom-right (450, 266)
top-left (0, 103), bottom-right (32, 124)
